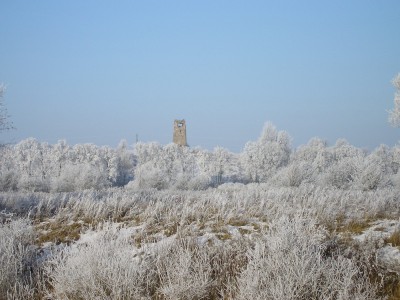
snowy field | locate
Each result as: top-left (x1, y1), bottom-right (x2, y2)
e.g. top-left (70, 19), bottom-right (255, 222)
top-left (1, 123), bottom-right (400, 299)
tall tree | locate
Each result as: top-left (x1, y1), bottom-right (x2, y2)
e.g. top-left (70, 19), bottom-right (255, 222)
top-left (389, 73), bottom-right (400, 127)
top-left (0, 84), bottom-right (14, 131)
top-left (242, 122), bottom-right (291, 182)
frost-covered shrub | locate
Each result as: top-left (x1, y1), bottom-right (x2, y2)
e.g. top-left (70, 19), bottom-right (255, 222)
top-left (133, 163), bottom-right (169, 190)
top-left (332, 139), bottom-right (365, 162)
top-left (0, 219), bottom-right (36, 299)
top-left (173, 173), bottom-right (194, 190)
top-left (43, 223), bottom-right (157, 300)
top-left (353, 145), bottom-right (394, 191)
top-left (392, 172), bottom-right (400, 190)
top-left (391, 145), bottom-right (400, 174)
top-left (156, 239), bottom-right (214, 300)
top-left (236, 215), bottom-right (379, 300)
top-left (52, 163), bottom-right (110, 192)
top-left (173, 173), bottom-right (210, 191)
top-left (270, 161), bottom-right (313, 187)
top-left (17, 174), bottom-right (50, 192)
top-left (217, 182), bottom-right (246, 191)
top-left (292, 138), bottom-right (333, 172)
top-left (187, 175), bottom-right (211, 190)
top-left (0, 170), bottom-right (18, 191)
top-left (319, 157), bottom-right (361, 189)
top-left (355, 161), bottom-right (390, 191)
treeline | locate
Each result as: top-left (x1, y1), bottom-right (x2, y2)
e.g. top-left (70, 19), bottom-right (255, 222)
top-left (1, 123), bottom-right (400, 192)
top-left (133, 123), bottom-right (400, 191)
top-left (0, 139), bottom-right (135, 192)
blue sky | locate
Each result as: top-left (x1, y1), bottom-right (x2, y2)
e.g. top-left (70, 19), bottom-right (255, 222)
top-left (1, 1), bottom-right (399, 152)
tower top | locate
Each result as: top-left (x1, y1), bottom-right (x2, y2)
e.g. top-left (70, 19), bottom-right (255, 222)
top-left (173, 119), bottom-right (187, 146)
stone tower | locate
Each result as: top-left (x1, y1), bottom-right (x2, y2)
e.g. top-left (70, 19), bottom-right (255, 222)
top-left (173, 119), bottom-right (187, 146)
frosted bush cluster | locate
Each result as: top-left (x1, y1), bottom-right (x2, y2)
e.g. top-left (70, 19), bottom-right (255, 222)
top-left (236, 215), bottom-right (377, 300)
top-left (43, 223), bottom-right (157, 299)
top-left (0, 218), bottom-right (36, 299)
top-left (0, 183), bottom-right (398, 299)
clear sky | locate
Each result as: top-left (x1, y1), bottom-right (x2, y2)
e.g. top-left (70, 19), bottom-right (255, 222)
top-left (1, 1), bottom-right (399, 152)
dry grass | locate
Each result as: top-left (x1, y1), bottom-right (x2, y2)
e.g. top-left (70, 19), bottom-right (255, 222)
top-left (34, 215), bottom-right (103, 246)
top-left (238, 227), bottom-right (252, 235)
top-left (342, 220), bottom-right (372, 234)
top-left (385, 230), bottom-right (400, 247)
top-left (370, 270), bottom-right (400, 300)
top-left (216, 233), bottom-right (232, 241)
top-left (227, 217), bottom-right (248, 227)
top-left (164, 222), bottom-right (179, 237)
top-left (387, 280), bottom-right (400, 300)
top-left (327, 214), bottom-right (372, 235)
top-left (36, 221), bottom-right (85, 245)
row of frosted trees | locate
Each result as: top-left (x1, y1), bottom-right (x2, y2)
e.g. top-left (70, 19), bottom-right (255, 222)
top-left (0, 139), bottom-right (135, 192)
top-left (132, 123), bottom-right (400, 191)
top-left (1, 122), bottom-right (399, 192)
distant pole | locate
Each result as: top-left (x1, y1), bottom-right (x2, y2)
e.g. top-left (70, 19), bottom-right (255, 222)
top-left (136, 134), bottom-right (138, 143)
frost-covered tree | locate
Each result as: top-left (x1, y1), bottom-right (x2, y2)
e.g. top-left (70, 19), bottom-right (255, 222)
top-left (331, 138), bottom-right (365, 162)
top-left (354, 144), bottom-right (396, 190)
top-left (389, 73), bottom-right (400, 127)
top-left (52, 139), bottom-right (70, 177)
top-left (292, 138), bottom-right (332, 172)
top-left (0, 84), bottom-right (14, 132)
top-left (133, 142), bottom-right (205, 190)
top-left (242, 123), bottom-right (291, 182)
top-left (290, 138), bottom-right (333, 185)
top-left (316, 139), bottom-right (363, 189)
top-left (14, 139), bottom-right (51, 192)
top-left (195, 146), bottom-right (240, 183)
top-left (132, 141), bottom-right (244, 190)
top-left (112, 140), bottom-right (135, 186)
top-left (270, 161), bottom-right (313, 187)
top-left (52, 162), bottom-right (111, 192)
